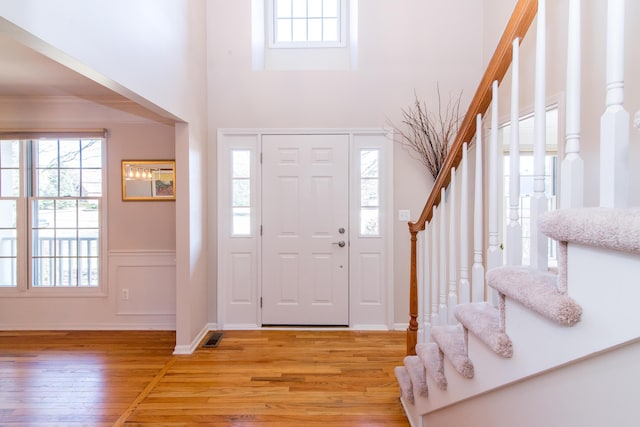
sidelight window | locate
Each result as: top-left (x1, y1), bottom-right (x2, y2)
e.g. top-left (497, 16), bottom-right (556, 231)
top-left (359, 149), bottom-right (380, 236)
top-left (231, 150), bottom-right (251, 236)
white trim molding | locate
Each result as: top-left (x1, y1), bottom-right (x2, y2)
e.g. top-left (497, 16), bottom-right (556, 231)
top-left (216, 128), bottom-right (394, 331)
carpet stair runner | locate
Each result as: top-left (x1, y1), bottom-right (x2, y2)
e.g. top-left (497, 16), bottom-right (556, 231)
top-left (393, 208), bottom-right (640, 416)
top-left (394, 366), bottom-right (414, 404)
top-left (487, 267), bottom-right (582, 326)
top-left (454, 302), bottom-right (513, 358)
top-left (431, 325), bottom-right (474, 379)
top-left (415, 342), bottom-right (447, 390)
top-left (404, 355), bottom-right (428, 398)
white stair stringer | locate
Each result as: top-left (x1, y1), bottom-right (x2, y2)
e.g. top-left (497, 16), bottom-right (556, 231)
top-left (411, 243), bottom-right (640, 418)
top-left (423, 338), bottom-right (640, 427)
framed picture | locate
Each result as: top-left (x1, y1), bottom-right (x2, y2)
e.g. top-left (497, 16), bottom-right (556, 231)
top-left (122, 160), bottom-right (176, 201)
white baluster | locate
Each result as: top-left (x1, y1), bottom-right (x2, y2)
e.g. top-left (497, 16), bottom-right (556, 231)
top-left (487, 84), bottom-right (502, 273)
top-left (530, 0), bottom-right (549, 271)
top-left (507, 38), bottom-right (523, 266)
top-left (471, 124), bottom-right (485, 303)
top-left (431, 208), bottom-right (439, 329)
top-left (561, 0), bottom-right (584, 209)
top-left (439, 188), bottom-right (448, 325)
top-left (421, 227), bottom-right (431, 342)
top-left (448, 168), bottom-right (457, 325)
top-left (486, 95), bottom-right (502, 307)
top-left (459, 143), bottom-right (471, 305)
top-left (600, 0), bottom-right (629, 208)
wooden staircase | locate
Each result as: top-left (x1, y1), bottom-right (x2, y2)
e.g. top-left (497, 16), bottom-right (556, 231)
top-left (396, 1), bottom-right (639, 425)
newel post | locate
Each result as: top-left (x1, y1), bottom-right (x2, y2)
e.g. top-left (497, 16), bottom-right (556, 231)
top-left (407, 227), bottom-right (419, 355)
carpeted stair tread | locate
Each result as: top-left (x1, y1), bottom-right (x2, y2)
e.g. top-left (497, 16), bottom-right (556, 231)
top-left (539, 207), bottom-right (640, 254)
top-left (431, 325), bottom-right (474, 379)
top-left (404, 355), bottom-right (428, 398)
top-left (454, 302), bottom-right (513, 358)
top-left (487, 266), bottom-right (582, 326)
top-left (415, 342), bottom-right (447, 390)
top-left (394, 366), bottom-right (414, 404)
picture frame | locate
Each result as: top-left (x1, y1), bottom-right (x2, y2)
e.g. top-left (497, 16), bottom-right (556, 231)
top-left (122, 160), bottom-right (176, 201)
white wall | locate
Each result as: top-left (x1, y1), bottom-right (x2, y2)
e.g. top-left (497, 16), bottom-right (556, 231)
top-left (206, 0), bottom-right (484, 326)
top-left (0, 0), bottom-right (209, 349)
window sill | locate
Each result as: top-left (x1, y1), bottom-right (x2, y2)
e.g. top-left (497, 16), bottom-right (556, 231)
top-left (0, 287), bottom-right (107, 298)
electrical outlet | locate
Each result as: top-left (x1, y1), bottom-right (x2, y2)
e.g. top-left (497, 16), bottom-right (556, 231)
top-left (121, 288), bottom-right (129, 300)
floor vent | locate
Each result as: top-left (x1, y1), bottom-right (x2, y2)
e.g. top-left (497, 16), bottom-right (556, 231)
top-left (202, 332), bottom-right (224, 348)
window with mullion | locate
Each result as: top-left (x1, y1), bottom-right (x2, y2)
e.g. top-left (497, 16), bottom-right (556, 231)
top-left (273, 0), bottom-right (342, 45)
top-left (0, 140), bottom-right (20, 287)
top-left (30, 138), bottom-right (102, 288)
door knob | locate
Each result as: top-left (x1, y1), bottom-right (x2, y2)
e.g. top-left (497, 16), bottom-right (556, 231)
top-left (332, 241), bottom-right (346, 248)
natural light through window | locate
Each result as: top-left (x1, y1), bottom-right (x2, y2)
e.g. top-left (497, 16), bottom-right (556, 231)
top-left (0, 136), bottom-right (105, 290)
top-left (0, 140), bottom-right (19, 287)
top-left (232, 150), bottom-right (251, 236)
top-left (500, 107), bottom-right (558, 265)
top-left (272, 0), bottom-right (343, 47)
top-left (360, 149), bottom-right (380, 236)
top-left (32, 139), bottom-right (102, 287)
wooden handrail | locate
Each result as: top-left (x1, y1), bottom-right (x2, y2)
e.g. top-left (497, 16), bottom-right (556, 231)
top-left (406, 0), bottom-right (538, 355)
top-left (408, 0), bottom-right (538, 233)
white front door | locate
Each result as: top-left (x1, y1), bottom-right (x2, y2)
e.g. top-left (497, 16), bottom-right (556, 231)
top-left (261, 134), bottom-right (349, 325)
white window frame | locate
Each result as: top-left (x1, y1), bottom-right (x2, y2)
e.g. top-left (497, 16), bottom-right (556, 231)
top-left (253, 0), bottom-right (358, 71)
top-left (267, 0), bottom-right (347, 49)
top-left (0, 132), bottom-right (108, 297)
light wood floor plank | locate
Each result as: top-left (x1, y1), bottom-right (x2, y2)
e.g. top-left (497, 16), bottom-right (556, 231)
top-left (0, 329), bottom-right (409, 426)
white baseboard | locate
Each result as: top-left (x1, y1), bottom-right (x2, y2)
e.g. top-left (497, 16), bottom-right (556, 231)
top-left (394, 323), bottom-right (409, 331)
top-left (350, 324), bottom-right (391, 331)
top-left (173, 322), bottom-right (217, 355)
top-left (220, 323), bottom-right (261, 330)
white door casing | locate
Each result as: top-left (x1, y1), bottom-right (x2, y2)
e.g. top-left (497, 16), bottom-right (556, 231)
top-left (216, 129), bottom-right (393, 330)
top-left (261, 134), bottom-right (349, 325)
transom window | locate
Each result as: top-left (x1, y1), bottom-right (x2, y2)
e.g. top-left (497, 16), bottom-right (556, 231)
top-left (0, 134), bottom-right (105, 290)
top-left (271, 0), bottom-right (345, 47)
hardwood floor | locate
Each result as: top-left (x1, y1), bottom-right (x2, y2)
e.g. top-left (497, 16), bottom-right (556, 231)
top-left (0, 330), bottom-right (409, 426)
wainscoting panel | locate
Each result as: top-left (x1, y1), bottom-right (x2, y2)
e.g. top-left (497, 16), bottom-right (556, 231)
top-left (109, 251), bottom-right (176, 316)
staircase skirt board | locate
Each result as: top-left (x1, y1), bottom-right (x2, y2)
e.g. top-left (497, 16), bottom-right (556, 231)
top-left (487, 266), bottom-right (582, 326)
top-left (454, 302), bottom-right (513, 358)
top-left (431, 325), bottom-right (474, 379)
top-left (416, 342), bottom-right (447, 390)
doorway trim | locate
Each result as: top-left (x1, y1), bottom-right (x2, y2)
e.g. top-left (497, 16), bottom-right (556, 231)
top-left (216, 128), bottom-right (394, 330)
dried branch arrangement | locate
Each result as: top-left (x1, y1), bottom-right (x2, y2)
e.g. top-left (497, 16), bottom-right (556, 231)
top-left (393, 87), bottom-right (463, 180)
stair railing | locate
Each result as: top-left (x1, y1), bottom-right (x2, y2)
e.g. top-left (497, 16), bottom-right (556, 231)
top-left (406, 0), bottom-right (539, 355)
